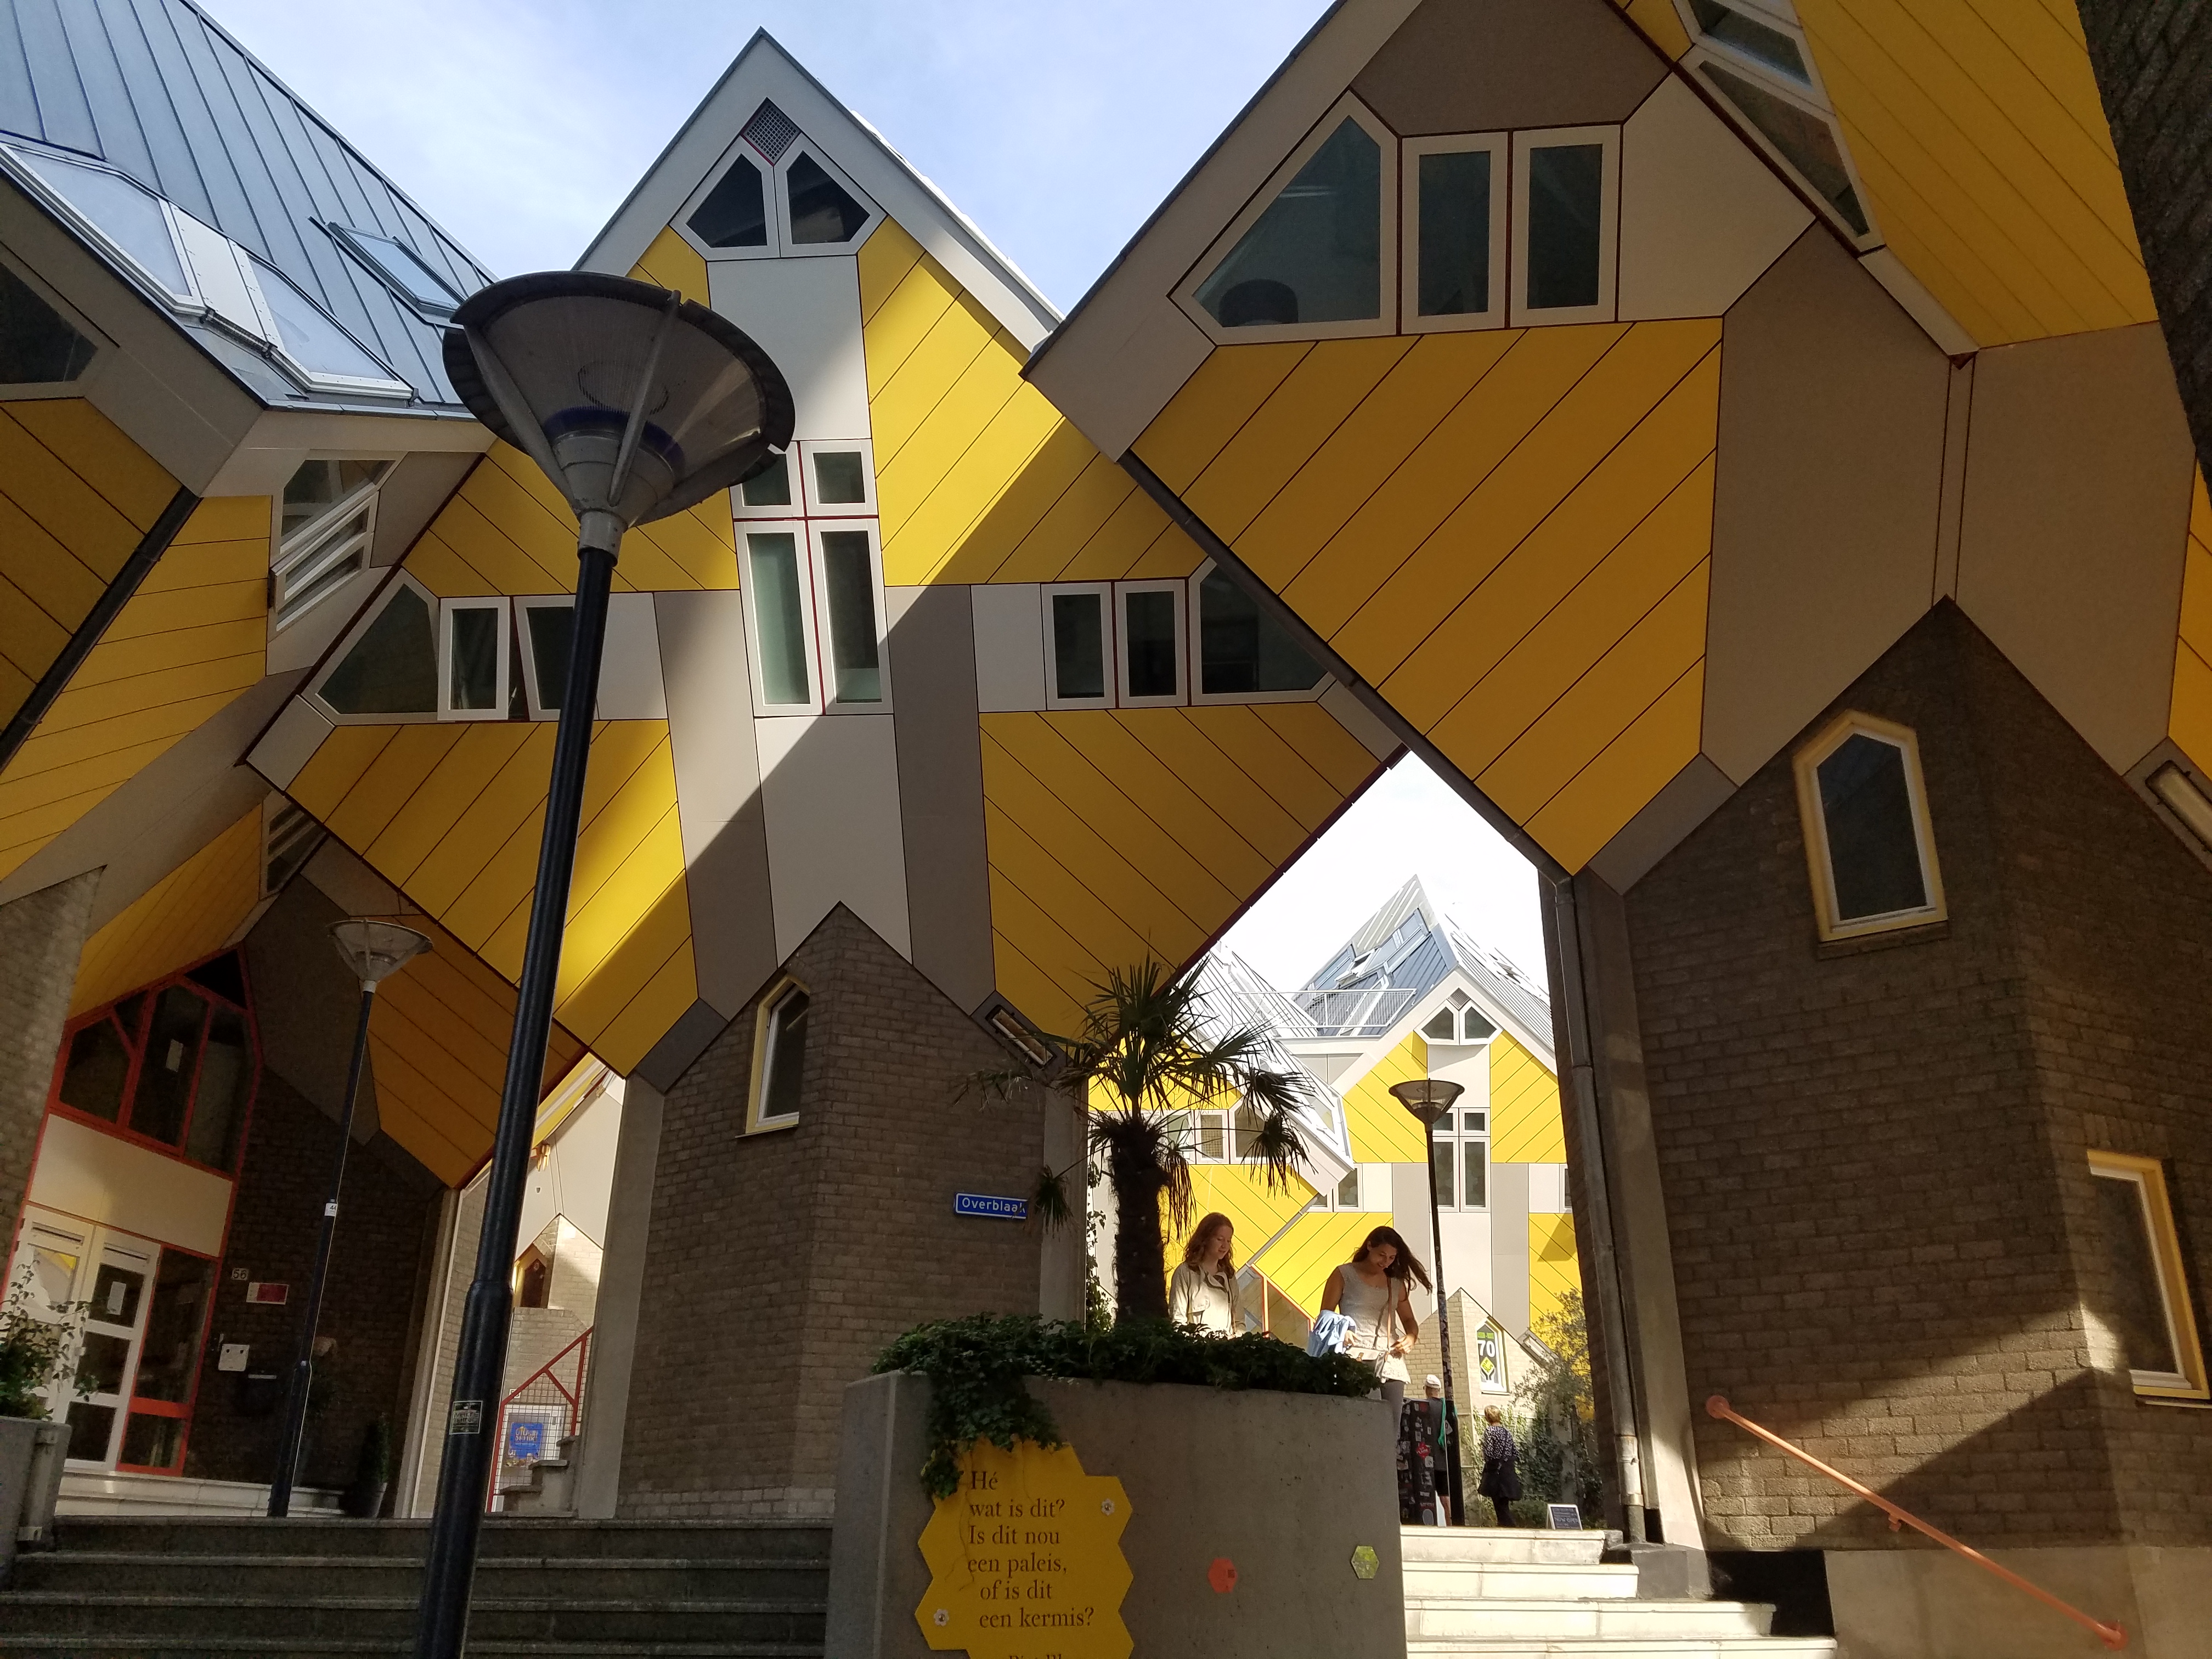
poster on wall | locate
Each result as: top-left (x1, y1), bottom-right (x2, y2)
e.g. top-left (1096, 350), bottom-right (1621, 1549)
top-left (1476, 1321), bottom-right (1508, 1393)
top-left (916, 1440), bottom-right (1133, 1659)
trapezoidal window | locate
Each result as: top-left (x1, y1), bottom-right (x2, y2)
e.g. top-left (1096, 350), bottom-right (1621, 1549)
top-left (689, 153), bottom-right (770, 250)
top-left (1192, 563), bottom-right (1324, 701)
top-left (749, 980), bottom-right (809, 1132)
top-left (785, 153), bottom-right (869, 245)
top-left (272, 458), bottom-right (391, 629)
top-left (314, 576), bottom-right (439, 720)
top-left (1793, 711), bottom-right (1944, 941)
top-left (51, 960), bottom-right (258, 1175)
top-left (1186, 98), bottom-right (1391, 340)
top-left (1, 262), bottom-right (98, 386)
top-left (2084, 1150), bottom-right (2207, 1400)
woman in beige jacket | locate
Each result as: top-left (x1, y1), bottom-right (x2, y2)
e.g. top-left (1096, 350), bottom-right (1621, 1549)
top-left (1168, 1212), bottom-right (1250, 1334)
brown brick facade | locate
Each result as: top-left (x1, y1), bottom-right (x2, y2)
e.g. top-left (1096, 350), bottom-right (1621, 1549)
top-left (0, 872), bottom-right (97, 1240)
top-left (617, 904), bottom-right (1049, 1519)
top-left (1628, 605), bottom-right (2212, 1550)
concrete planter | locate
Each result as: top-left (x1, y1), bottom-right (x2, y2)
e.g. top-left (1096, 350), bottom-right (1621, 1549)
top-left (0, 1418), bottom-right (69, 1579)
top-left (827, 1372), bottom-right (1407, 1659)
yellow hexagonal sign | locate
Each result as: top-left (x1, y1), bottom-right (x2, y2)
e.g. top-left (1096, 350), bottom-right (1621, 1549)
top-left (915, 1440), bottom-right (1133, 1659)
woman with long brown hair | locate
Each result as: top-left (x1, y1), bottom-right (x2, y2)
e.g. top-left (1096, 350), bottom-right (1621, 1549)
top-left (1168, 1211), bottom-right (1249, 1335)
top-left (1319, 1225), bottom-right (1431, 1407)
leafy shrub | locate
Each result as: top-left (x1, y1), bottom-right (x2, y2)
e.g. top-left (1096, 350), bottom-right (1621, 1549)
top-left (0, 1273), bottom-right (81, 1421)
top-left (875, 1313), bottom-right (1376, 1498)
top-left (1511, 1289), bottom-right (1603, 1520)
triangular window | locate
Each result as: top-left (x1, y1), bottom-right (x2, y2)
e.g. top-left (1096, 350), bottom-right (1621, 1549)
top-left (1, 264), bottom-right (97, 385)
top-left (690, 154), bottom-right (769, 249)
top-left (786, 153), bottom-right (868, 245)
top-left (319, 582), bottom-right (437, 716)
top-left (1194, 113), bottom-right (1384, 330)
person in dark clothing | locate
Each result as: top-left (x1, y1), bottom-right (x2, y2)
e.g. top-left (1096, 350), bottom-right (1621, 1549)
top-left (1476, 1405), bottom-right (1522, 1527)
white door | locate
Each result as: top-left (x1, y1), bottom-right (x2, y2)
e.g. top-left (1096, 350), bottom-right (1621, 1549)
top-left (7, 1210), bottom-right (157, 1469)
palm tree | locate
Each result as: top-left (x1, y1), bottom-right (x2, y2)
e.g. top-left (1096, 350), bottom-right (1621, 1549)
top-left (988, 960), bottom-right (1318, 1323)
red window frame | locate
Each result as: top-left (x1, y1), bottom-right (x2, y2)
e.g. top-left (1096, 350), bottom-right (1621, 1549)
top-left (111, 1239), bottom-right (218, 1476)
top-left (46, 952), bottom-right (263, 1178)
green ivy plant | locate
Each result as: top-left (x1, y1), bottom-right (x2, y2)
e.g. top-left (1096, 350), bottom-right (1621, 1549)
top-left (875, 1313), bottom-right (1378, 1499)
top-left (0, 1273), bottom-right (83, 1421)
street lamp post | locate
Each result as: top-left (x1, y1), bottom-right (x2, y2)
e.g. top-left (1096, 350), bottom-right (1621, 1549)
top-left (415, 273), bottom-right (790, 1659)
top-left (268, 919), bottom-right (432, 1518)
top-left (1390, 1076), bottom-right (1466, 1522)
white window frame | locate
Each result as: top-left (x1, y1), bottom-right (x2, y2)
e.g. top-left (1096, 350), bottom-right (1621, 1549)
top-left (771, 143), bottom-right (883, 257)
top-left (1671, 0), bottom-right (1828, 99)
top-left (806, 520), bottom-right (894, 713)
top-left (306, 569), bottom-right (442, 726)
top-left (1, 142), bottom-right (201, 308)
top-left (269, 459), bottom-right (396, 633)
top-left (731, 450), bottom-right (804, 521)
top-left (1042, 582), bottom-right (1114, 709)
top-left (1400, 133), bottom-right (1509, 336)
top-left (437, 596), bottom-right (510, 723)
top-left (515, 596), bottom-right (575, 721)
top-left (674, 138), bottom-right (785, 263)
top-left (741, 520), bottom-right (824, 713)
top-left (1115, 578), bottom-right (1189, 709)
top-left (0, 245), bottom-right (112, 398)
top-left (1175, 92), bottom-right (1400, 346)
top-left (798, 438), bottom-right (878, 517)
top-left (746, 978), bottom-right (810, 1133)
top-left (2086, 1150), bottom-right (2209, 1401)
top-left (1792, 709), bottom-right (1946, 943)
top-left (1683, 44), bottom-right (1880, 250)
top-left (1431, 1108), bottom-right (1490, 1213)
top-left (1509, 126), bottom-right (1620, 328)
top-left (1187, 558), bottom-right (1332, 706)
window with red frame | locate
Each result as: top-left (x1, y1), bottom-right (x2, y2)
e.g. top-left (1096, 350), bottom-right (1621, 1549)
top-left (51, 953), bottom-right (259, 1175)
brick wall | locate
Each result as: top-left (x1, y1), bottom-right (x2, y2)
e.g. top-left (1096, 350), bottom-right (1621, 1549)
top-left (2076, 0), bottom-right (2212, 483)
top-left (0, 872), bottom-right (97, 1238)
top-left (1628, 605), bottom-right (2212, 1550)
top-left (183, 1068), bottom-right (442, 1497)
top-left (618, 904), bottom-right (1047, 1520)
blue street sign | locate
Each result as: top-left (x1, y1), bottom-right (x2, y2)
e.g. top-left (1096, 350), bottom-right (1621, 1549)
top-left (953, 1192), bottom-right (1029, 1221)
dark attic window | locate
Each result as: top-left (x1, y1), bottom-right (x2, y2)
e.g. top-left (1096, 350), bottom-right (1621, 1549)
top-left (786, 154), bottom-right (870, 245)
top-left (1795, 714), bottom-right (1944, 941)
top-left (1195, 115), bottom-right (1382, 330)
top-left (1, 264), bottom-right (97, 384)
top-left (691, 155), bottom-right (769, 249)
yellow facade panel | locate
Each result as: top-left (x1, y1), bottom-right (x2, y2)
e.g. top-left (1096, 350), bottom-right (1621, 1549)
top-left (591, 932), bottom-right (699, 1076)
top-left (1525, 657), bottom-right (1707, 871)
top-left (1344, 1030), bottom-right (1431, 1165)
top-left (0, 406), bottom-right (161, 589)
top-left (549, 726), bottom-right (678, 921)
top-left (425, 493), bottom-right (571, 597)
top-left (1, 399), bottom-right (176, 534)
top-left (627, 225), bottom-right (710, 308)
top-left (2171, 641), bottom-right (2212, 781)
top-left (1423, 453), bottom-right (1716, 778)
top-left (1384, 352), bottom-right (1719, 735)
top-left (1280, 326), bottom-right (1627, 644)
top-left (1178, 704), bottom-right (1350, 835)
top-left (0, 583), bottom-right (66, 695)
top-left (1254, 702), bottom-right (1391, 795)
top-left (323, 724), bottom-right (468, 855)
top-left (361, 722), bottom-right (538, 890)
top-left (878, 360), bottom-right (1054, 576)
top-left (1122, 522), bottom-right (1208, 582)
top-left (69, 806), bottom-right (262, 1016)
top-left (2178, 472), bottom-right (2212, 660)
top-left (1487, 1032), bottom-right (1566, 1165)
top-left (285, 725), bottom-right (396, 821)
top-left (1528, 1212), bottom-right (1581, 1329)
top-left (984, 801), bottom-right (1166, 977)
top-left (991, 924), bottom-right (1084, 1038)
top-left (991, 453), bottom-right (1146, 584)
top-left (1614, 0), bottom-right (1692, 57)
top-left (1113, 709), bottom-right (1308, 866)
top-left (397, 725), bottom-right (559, 916)
top-left (862, 241), bottom-right (962, 401)
top-left (1183, 337), bottom-right (1418, 544)
top-left (876, 325), bottom-right (1028, 516)
top-left (986, 864), bottom-right (1106, 1031)
top-left (1052, 482), bottom-right (1177, 583)
top-left (1475, 560), bottom-right (1709, 824)
top-left (1331, 321), bottom-right (1717, 687)
top-left (626, 493), bottom-right (736, 590)
top-left (1164, 1164), bottom-right (1316, 1286)
top-left (921, 422), bottom-right (1107, 585)
top-left (1132, 343), bottom-right (1312, 494)
top-left (552, 832), bottom-right (690, 1033)
top-left (870, 287), bottom-right (1001, 469)
top-left (857, 217), bottom-right (928, 326)
top-left (1236, 331), bottom-right (1521, 591)
top-left (1255, 1209), bottom-right (1390, 1318)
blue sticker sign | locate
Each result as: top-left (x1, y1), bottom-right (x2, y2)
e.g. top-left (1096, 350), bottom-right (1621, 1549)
top-left (953, 1192), bottom-right (1029, 1221)
top-left (507, 1419), bottom-right (546, 1461)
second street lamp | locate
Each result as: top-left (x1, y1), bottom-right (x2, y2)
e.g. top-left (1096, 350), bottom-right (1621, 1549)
top-left (1391, 1075), bottom-right (1466, 1522)
top-left (416, 273), bottom-right (792, 1659)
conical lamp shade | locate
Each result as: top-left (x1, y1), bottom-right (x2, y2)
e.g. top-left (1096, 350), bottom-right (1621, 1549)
top-left (443, 272), bottom-right (793, 531)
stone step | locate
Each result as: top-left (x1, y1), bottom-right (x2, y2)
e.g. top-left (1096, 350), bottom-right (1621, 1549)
top-left (43, 1518), bottom-right (827, 1561)
top-left (9, 1552), bottom-right (827, 1603)
top-left (1404, 1596), bottom-right (1778, 1643)
top-left (0, 1593), bottom-right (825, 1646)
top-left (1404, 1558), bottom-right (1640, 1600)
top-left (1399, 1525), bottom-right (1610, 1566)
top-left (1407, 1640), bottom-right (1837, 1659)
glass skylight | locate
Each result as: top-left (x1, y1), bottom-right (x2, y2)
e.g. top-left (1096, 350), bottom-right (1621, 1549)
top-left (6, 146), bottom-right (189, 297)
top-left (249, 257), bottom-right (407, 391)
top-left (332, 225), bottom-right (464, 314)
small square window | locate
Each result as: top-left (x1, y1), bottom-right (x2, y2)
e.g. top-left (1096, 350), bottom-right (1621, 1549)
top-left (735, 452), bottom-right (795, 514)
top-left (799, 439), bottom-right (877, 516)
top-left (2084, 1150), bottom-right (2207, 1400)
top-left (1336, 1169), bottom-right (1361, 1208)
top-left (1793, 712), bottom-right (1945, 941)
top-left (748, 980), bottom-right (809, 1132)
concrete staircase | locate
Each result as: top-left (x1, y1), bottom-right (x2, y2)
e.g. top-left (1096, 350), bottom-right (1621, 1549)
top-left (0, 1516), bottom-right (830, 1657)
top-left (1402, 1527), bottom-right (1837, 1658)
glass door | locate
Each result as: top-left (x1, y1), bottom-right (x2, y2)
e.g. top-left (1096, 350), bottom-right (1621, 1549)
top-left (117, 1247), bottom-right (215, 1472)
top-left (67, 1237), bottom-right (155, 1466)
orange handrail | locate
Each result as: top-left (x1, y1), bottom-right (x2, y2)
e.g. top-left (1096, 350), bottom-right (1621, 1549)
top-left (1705, 1396), bottom-right (2124, 1650)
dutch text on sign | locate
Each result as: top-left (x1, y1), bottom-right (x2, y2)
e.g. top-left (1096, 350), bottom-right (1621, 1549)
top-left (954, 1193), bottom-right (1029, 1221)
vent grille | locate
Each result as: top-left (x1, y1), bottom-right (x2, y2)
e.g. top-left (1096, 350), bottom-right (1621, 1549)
top-left (742, 100), bottom-right (802, 164)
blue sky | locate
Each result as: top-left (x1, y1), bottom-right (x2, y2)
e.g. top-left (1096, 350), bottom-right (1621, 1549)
top-left (202, 0), bottom-right (1547, 988)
